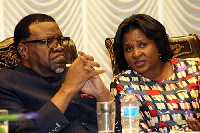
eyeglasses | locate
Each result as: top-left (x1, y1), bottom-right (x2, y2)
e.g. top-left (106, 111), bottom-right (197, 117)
top-left (22, 37), bottom-right (70, 48)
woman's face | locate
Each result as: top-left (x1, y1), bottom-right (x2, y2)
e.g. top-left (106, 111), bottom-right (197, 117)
top-left (123, 29), bottom-right (162, 76)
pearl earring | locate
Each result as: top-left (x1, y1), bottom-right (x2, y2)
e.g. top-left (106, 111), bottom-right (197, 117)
top-left (159, 54), bottom-right (162, 59)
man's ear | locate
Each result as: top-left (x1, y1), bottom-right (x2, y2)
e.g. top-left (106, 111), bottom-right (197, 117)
top-left (17, 43), bottom-right (28, 60)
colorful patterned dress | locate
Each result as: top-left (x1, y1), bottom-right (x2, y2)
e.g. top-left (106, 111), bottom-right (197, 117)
top-left (110, 59), bottom-right (200, 133)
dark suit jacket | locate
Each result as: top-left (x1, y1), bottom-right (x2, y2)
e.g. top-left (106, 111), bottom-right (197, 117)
top-left (0, 63), bottom-right (121, 133)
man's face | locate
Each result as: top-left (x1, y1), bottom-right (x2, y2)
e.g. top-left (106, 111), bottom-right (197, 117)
top-left (23, 22), bottom-right (67, 77)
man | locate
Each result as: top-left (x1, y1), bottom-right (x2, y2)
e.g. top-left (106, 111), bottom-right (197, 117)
top-left (0, 13), bottom-right (120, 133)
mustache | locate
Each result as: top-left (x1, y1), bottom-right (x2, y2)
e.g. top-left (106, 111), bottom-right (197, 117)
top-left (52, 53), bottom-right (66, 59)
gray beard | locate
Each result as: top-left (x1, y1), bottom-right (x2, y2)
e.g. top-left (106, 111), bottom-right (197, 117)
top-left (55, 68), bottom-right (64, 73)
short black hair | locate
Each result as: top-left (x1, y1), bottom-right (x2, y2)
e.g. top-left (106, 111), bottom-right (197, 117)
top-left (14, 13), bottom-right (55, 57)
top-left (113, 14), bottom-right (172, 71)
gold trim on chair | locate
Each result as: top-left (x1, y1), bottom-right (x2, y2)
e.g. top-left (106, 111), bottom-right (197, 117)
top-left (0, 37), bottom-right (21, 68)
top-left (169, 35), bottom-right (196, 58)
top-left (105, 38), bottom-right (120, 76)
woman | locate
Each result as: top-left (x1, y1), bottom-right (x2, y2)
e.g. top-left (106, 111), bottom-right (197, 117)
top-left (111, 14), bottom-right (200, 132)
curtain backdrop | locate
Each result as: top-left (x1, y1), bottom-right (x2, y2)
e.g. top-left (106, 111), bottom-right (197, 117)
top-left (1, 0), bottom-right (200, 88)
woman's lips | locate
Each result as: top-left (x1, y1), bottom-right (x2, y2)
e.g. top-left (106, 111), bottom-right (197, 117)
top-left (134, 60), bottom-right (145, 67)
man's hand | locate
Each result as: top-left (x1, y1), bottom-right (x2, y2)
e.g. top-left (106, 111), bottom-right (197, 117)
top-left (51, 51), bottom-right (106, 113)
top-left (79, 51), bottom-right (112, 102)
top-left (62, 51), bottom-right (106, 94)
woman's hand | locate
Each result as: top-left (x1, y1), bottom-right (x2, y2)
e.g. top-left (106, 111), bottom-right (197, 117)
top-left (187, 116), bottom-right (200, 131)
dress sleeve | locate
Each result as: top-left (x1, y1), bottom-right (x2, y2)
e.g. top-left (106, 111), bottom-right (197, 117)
top-left (110, 74), bottom-right (153, 132)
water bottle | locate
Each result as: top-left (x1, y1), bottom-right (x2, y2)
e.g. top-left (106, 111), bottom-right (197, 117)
top-left (121, 87), bottom-right (140, 133)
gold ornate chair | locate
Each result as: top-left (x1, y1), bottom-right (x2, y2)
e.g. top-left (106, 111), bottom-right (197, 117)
top-left (0, 37), bottom-right (20, 68)
top-left (0, 37), bottom-right (78, 68)
top-left (169, 34), bottom-right (200, 59)
top-left (105, 34), bottom-right (200, 76)
top-left (65, 39), bottom-right (78, 65)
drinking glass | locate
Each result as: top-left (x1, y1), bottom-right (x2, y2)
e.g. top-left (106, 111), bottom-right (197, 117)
top-left (0, 109), bottom-right (8, 133)
top-left (96, 102), bottom-right (116, 133)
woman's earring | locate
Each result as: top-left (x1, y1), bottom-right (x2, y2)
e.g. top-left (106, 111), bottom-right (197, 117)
top-left (159, 54), bottom-right (162, 59)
